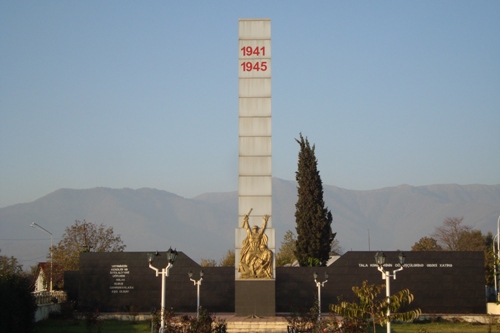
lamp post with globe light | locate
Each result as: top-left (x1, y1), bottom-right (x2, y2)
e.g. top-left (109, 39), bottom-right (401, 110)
top-left (188, 270), bottom-right (204, 318)
top-left (313, 271), bottom-right (328, 321)
top-left (148, 248), bottom-right (178, 333)
top-left (375, 251), bottom-right (406, 333)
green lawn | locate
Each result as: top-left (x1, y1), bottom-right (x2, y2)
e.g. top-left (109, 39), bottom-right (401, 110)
top-left (34, 319), bottom-right (151, 333)
top-left (386, 322), bottom-right (497, 333)
top-left (35, 319), bottom-right (499, 333)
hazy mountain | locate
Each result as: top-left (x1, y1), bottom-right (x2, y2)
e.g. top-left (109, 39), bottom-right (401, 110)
top-left (1, 178), bottom-right (499, 269)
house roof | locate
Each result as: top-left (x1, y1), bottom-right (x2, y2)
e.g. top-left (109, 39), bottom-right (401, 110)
top-left (34, 262), bottom-right (63, 285)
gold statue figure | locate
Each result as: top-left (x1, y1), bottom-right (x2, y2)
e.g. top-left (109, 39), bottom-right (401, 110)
top-left (238, 209), bottom-right (273, 279)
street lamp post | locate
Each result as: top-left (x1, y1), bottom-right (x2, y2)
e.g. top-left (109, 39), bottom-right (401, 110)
top-left (148, 248), bottom-right (178, 333)
top-left (30, 222), bottom-right (53, 291)
top-left (313, 271), bottom-right (328, 321)
top-left (375, 251), bottom-right (406, 333)
top-left (188, 270), bottom-right (204, 318)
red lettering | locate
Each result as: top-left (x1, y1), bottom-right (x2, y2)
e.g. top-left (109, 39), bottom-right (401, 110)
top-left (240, 61), bottom-right (269, 72)
top-left (240, 46), bottom-right (266, 57)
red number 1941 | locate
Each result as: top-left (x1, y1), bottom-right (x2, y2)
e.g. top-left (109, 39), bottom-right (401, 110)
top-left (241, 46), bottom-right (266, 57)
top-left (241, 61), bottom-right (268, 72)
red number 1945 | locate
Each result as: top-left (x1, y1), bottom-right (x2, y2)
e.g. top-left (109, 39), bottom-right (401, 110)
top-left (241, 61), bottom-right (268, 72)
top-left (241, 46), bottom-right (266, 57)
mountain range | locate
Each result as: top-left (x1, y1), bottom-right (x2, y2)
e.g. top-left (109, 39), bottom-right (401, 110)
top-left (1, 178), bottom-right (499, 269)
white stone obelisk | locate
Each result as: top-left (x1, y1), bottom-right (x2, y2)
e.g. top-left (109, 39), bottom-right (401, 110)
top-left (235, 18), bottom-right (275, 316)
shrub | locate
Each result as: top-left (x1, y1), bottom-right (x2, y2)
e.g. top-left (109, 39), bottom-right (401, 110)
top-left (152, 307), bottom-right (226, 333)
top-left (286, 299), bottom-right (319, 332)
top-left (0, 273), bottom-right (37, 333)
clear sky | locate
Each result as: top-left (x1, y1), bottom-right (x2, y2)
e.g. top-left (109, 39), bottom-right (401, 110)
top-left (1, 1), bottom-right (499, 208)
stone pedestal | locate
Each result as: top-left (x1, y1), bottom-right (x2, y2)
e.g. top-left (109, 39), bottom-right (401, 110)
top-left (235, 280), bottom-right (275, 317)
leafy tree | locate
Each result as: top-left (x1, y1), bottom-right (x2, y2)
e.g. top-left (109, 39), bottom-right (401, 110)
top-left (51, 220), bottom-right (125, 287)
top-left (331, 238), bottom-right (344, 255)
top-left (276, 230), bottom-right (297, 266)
top-left (412, 217), bottom-right (493, 285)
top-left (219, 250), bottom-right (235, 267)
top-left (458, 229), bottom-right (487, 251)
top-left (0, 250), bottom-right (23, 276)
top-left (431, 217), bottom-right (485, 251)
top-left (294, 134), bottom-right (335, 266)
top-left (411, 236), bottom-right (443, 251)
top-left (413, 217), bottom-right (486, 252)
top-left (0, 274), bottom-right (37, 333)
top-left (484, 231), bottom-right (496, 287)
top-left (0, 250), bottom-right (36, 333)
top-left (330, 280), bottom-right (421, 333)
top-left (200, 258), bottom-right (217, 267)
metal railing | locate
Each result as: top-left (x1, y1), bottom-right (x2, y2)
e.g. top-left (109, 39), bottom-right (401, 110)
top-left (32, 290), bottom-right (67, 305)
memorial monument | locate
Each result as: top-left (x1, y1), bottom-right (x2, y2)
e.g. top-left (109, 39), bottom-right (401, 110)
top-left (235, 18), bottom-right (275, 316)
top-left (68, 20), bottom-right (486, 318)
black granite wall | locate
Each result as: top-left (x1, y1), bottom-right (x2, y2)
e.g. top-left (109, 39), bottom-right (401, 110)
top-left (276, 251), bottom-right (485, 314)
top-left (72, 251), bottom-right (485, 314)
top-left (77, 252), bottom-right (234, 313)
top-left (63, 270), bottom-right (80, 302)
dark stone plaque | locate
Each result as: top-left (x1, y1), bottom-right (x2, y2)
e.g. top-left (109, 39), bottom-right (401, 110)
top-left (235, 280), bottom-right (275, 316)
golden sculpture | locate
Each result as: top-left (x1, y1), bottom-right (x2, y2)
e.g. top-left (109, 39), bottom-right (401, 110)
top-left (238, 209), bottom-right (273, 279)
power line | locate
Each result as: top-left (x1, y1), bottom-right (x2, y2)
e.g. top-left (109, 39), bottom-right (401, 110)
top-left (20, 255), bottom-right (47, 262)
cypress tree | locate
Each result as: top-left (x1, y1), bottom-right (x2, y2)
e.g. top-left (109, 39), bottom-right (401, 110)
top-left (294, 134), bottom-right (335, 266)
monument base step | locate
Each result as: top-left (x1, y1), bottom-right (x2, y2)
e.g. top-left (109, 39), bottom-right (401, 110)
top-left (225, 316), bottom-right (288, 333)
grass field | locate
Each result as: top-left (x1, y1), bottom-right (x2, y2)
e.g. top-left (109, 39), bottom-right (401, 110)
top-left (34, 319), bottom-right (500, 333)
top-left (390, 322), bottom-right (497, 333)
top-left (34, 319), bottom-right (152, 333)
